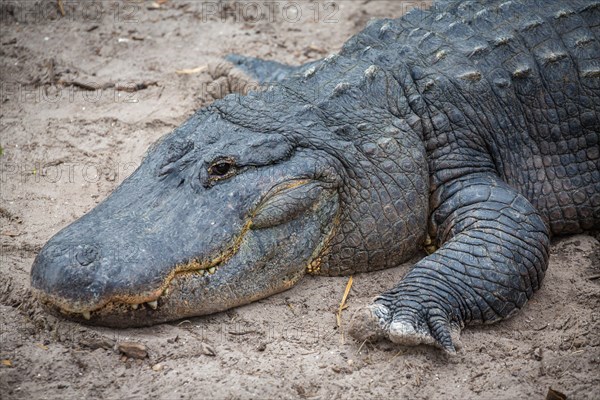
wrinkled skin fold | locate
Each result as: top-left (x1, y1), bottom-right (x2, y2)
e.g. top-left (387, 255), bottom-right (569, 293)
top-left (32, 0), bottom-right (599, 353)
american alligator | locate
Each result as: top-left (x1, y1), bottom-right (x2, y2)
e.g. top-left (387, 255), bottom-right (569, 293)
top-left (31, 0), bottom-right (600, 353)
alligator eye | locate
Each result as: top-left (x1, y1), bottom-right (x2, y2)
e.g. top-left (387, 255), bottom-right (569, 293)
top-left (208, 158), bottom-right (236, 179)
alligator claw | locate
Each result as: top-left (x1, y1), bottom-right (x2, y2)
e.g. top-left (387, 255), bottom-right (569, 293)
top-left (348, 303), bottom-right (461, 354)
top-left (388, 314), bottom-right (460, 354)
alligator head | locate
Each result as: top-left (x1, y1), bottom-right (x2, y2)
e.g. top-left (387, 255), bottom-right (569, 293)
top-left (31, 59), bottom-right (430, 327)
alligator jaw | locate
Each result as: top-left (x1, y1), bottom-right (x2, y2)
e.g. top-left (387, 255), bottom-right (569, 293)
top-left (36, 244), bottom-right (310, 327)
top-left (34, 220), bottom-right (253, 323)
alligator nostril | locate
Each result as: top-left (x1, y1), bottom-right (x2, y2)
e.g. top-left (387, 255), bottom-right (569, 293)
top-left (76, 245), bottom-right (100, 266)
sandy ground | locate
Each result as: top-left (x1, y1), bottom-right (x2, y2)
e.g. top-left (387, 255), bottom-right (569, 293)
top-left (1, 1), bottom-right (599, 399)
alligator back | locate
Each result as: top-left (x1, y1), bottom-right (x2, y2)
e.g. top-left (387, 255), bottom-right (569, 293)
top-left (340, 0), bottom-right (600, 234)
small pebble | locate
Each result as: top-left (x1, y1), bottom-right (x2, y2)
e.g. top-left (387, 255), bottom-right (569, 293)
top-left (152, 363), bottom-right (163, 372)
top-left (117, 342), bottom-right (147, 359)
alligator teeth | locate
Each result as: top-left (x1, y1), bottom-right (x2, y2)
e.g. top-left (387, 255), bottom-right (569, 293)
top-left (199, 270), bottom-right (207, 276)
top-left (208, 267), bottom-right (216, 274)
top-left (131, 304), bottom-right (139, 310)
top-left (147, 300), bottom-right (158, 310)
top-left (163, 288), bottom-right (169, 296)
top-left (82, 311), bottom-right (91, 320)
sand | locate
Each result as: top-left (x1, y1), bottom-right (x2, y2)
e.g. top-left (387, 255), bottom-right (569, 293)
top-left (1, 1), bottom-right (599, 399)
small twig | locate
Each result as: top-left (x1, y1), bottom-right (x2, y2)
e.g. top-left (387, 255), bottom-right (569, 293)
top-left (356, 339), bottom-right (368, 355)
top-left (175, 65), bottom-right (208, 75)
top-left (570, 322), bottom-right (581, 350)
top-left (92, 354), bottom-right (104, 373)
top-left (57, 0), bottom-right (65, 16)
top-left (66, 80), bottom-right (103, 91)
top-left (336, 276), bottom-right (353, 327)
top-left (558, 358), bottom-right (580, 379)
top-left (336, 276), bottom-right (354, 343)
top-left (62, 80), bottom-right (158, 92)
top-left (228, 330), bottom-right (256, 336)
top-left (388, 350), bottom-right (404, 363)
top-left (586, 274), bottom-right (600, 281)
top-left (114, 81), bottom-right (158, 92)
top-left (560, 315), bottom-right (572, 331)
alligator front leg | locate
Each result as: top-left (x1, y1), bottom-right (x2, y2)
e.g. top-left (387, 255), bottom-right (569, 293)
top-left (349, 174), bottom-right (550, 353)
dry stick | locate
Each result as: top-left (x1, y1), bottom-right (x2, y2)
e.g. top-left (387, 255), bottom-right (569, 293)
top-left (356, 339), bottom-right (368, 355)
top-left (67, 81), bottom-right (102, 91)
top-left (336, 276), bottom-right (354, 344)
top-left (228, 330), bottom-right (257, 336)
top-left (114, 81), bottom-right (158, 92)
top-left (175, 65), bottom-right (208, 75)
top-left (57, 0), bottom-right (65, 16)
top-left (569, 313), bottom-right (581, 351)
top-left (63, 81), bottom-right (158, 92)
top-left (92, 354), bottom-right (104, 374)
top-left (388, 350), bottom-right (404, 364)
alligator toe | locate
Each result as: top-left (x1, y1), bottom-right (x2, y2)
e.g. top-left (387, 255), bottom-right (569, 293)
top-left (387, 311), bottom-right (462, 355)
top-left (348, 303), bottom-right (390, 342)
top-left (349, 301), bottom-right (462, 354)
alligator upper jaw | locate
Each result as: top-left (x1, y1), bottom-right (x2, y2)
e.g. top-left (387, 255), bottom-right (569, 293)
top-left (34, 256), bottom-right (233, 325)
top-left (33, 219), bottom-right (253, 321)
top-left (35, 267), bottom-right (204, 319)
top-left (34, 228), bottom-right (313, 328)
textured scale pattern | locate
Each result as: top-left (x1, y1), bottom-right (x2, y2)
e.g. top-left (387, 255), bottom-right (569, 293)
top-left (338, 0), bottom-right (600, 234)
top-left (330, 0), bottom-right (599, 351)
top-left (218, 3), bottom-right (599, 350)
top-left (30, 0), bottom-right (600, 347)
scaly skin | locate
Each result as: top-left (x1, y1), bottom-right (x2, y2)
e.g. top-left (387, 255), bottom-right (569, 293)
top-left (31, 0), bottom-right (599, 352)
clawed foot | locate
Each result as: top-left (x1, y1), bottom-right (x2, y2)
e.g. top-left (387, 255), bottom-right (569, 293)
top-left (348, 302), bottom-right (462, 354)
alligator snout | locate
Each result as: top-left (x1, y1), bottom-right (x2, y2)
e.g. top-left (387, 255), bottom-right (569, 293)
top-left (74, 245), bottom-right (101, 266)
top-left (32, 231), bottom-right (168, 315)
